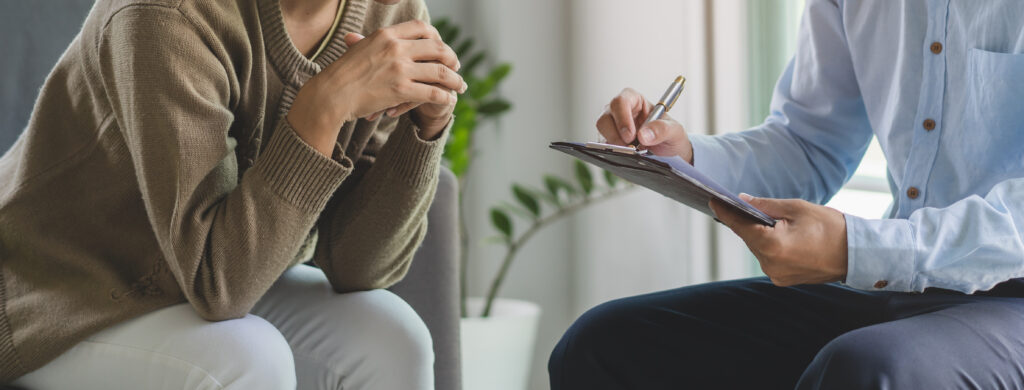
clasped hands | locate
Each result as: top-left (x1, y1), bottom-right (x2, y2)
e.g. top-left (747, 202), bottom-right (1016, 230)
top-left (597, 88), bottom-right (849, 286)
top-left (289, 20), bottom-right (464, 156)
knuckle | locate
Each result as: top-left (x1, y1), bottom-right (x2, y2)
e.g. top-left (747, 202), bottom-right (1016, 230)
top-left (429, 88), bottom-right (445, 103)
top-left (436, 63), bottom-right (449, 80)
top-left (411, 19), bottom-right (428, 29)
top-left (391, 80), bottom-right (407, 95)
top-left (384, 40), bottom-right (401, 55)
top-left (388, 59), bottom-right (405, 73)
top-left (437, 41), bottom-right (451, 55)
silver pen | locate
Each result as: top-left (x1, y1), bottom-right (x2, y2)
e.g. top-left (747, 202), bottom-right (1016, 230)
top-left (630, 76), bottom-right (686, 150)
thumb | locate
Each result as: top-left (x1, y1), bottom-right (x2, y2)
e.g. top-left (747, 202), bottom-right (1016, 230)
top-left (740, 193), bottom-right (798, 219)
top-left (637, 119), bottom-right (682, 147)
top-left (344, 32), bottom-right (366, 47)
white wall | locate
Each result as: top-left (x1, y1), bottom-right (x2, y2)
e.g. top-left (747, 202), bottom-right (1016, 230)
top-left (425, 1), bottom-right (756, 388)
top-left (567, 0), bottom-right (716, 314)
top-left (462, 2), bottom-right (574, 389)
top-left (426, 0), bottom-right (575, 389)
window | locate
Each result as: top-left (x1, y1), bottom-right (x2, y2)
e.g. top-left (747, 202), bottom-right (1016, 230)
top-left (825, 139), bottom-right (892, 218)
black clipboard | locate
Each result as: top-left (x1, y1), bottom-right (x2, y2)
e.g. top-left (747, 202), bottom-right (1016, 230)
top-left (550, 142), bottom-right (776, 227)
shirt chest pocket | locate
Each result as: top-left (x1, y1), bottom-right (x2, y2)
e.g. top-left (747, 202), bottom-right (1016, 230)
top-left (961, 49), bottom-right (1024, 166)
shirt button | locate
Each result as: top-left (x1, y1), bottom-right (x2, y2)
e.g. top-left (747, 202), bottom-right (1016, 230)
top-left (874, 280), bottom-right (889, 289)
top-left (907, 187), bottom-right (920, 199)
top-left (930, 42), bottom-right (943, 54)
top-left (923, 119), bottom-right (936, 131)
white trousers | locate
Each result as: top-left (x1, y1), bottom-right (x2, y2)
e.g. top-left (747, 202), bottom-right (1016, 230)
top-left (11, 265), bottom-right (434, 390)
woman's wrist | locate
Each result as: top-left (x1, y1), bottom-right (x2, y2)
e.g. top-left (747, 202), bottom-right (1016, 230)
top-left (288, 98), bottom-right (344, 157)
top-left (286, 113), bottom-right (340, 157)
top-left (410, 110), bottom-right (451, 140)
top-left (290, 73), bottom-right (364, 156)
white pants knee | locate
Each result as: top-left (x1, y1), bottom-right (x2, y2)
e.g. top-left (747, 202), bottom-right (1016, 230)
top-left (12, 265), bottom-right (434, 390)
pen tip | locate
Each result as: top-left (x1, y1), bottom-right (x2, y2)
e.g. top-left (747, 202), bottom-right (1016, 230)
top-left (675, 76), bottom-right (686, 84)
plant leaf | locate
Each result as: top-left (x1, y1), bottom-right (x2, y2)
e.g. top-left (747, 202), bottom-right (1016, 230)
top-left (442, 25), bottom-right (461, 45)
top-left (469, 80), bottom-right (494, 100)
top-left (543, 175), bottom-right (577, 204)
top-left (512, 184), bottom-right (541, 217)
top-left (487, 63), bottom-right (512, 84)
top-left (498, 201), bottom-right (535, 219)
top-left (470, 63), bottom-right (512, 99)
top-left (575, 160), bottom-right (594, 195)
top-left (490, 208), bottom-right (513, 239)
top-left (449, 154), bottom-right (469, 178)
top-left (603, 169), bottom-right (619, 187)
top-left (434, 19), bottom-right (451, 39)
top-left (529, 186), bottom-right (560, 206)
top-left (478, 99), bottom-right (512, 115)
top-left (462, 52), bottom-right (486, 76)
top-left (454, 38), bottom-right (475, 59)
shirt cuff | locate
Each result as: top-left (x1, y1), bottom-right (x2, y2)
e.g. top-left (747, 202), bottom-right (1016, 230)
top-left (844, 214), bottom-right (919, 292)
top-left (689, 134), bottom-right (740, 192)
top-left (254, 120), bottom-right (353, 213)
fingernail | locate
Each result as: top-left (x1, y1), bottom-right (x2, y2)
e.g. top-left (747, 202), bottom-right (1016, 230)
top-left (739, 193), bottom-right (753, 201)
top-left (640, 128), bottom-right (655, 143)
top-left (619, 127), bottom-right (630, 140)
top-left (386, 108), bottom-right (397, 117)
top-left (456, 60), bottom-right (462, 71)
top-left (460, 81), bottom-right (468, 93)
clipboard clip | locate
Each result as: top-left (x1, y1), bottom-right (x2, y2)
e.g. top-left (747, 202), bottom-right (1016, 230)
top-left (584, 142), bottom-right (650, 156)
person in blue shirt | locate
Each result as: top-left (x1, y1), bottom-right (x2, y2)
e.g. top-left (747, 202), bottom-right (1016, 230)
top-left (549, 1), bottom-right (1024, 389)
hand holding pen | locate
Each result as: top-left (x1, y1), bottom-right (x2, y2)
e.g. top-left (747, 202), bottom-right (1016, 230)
top-left (595, 76), bottom-right (696, 164)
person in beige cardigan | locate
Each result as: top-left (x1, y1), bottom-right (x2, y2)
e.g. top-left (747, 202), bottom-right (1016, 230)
top-left (0, 0), bottom-right (464, 388)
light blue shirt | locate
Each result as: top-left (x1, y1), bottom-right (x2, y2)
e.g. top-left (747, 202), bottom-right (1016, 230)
top-left (689, 0), bottom-right (1024, 293)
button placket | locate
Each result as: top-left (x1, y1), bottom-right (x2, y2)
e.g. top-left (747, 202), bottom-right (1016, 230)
top-left (896, 0), bottom-right (950, 217)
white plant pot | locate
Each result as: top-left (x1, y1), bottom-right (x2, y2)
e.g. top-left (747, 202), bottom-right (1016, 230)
top-left (460, 297), bottom-right (542, 390)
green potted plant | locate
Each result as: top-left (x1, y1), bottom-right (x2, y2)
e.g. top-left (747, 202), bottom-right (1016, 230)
top-left (435, 19), bottom-right (633, 390)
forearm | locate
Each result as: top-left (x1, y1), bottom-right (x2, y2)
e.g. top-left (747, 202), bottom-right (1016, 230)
top-left (689, 119), bottom-right (863, 203)
top-left (313, 116), bottom-right (450, 292)
top-left (159, 121), bottom-right (351, 320)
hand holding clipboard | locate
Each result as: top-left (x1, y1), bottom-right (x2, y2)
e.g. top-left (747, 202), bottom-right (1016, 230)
top-left (551, 76), bottom-right (776, 226)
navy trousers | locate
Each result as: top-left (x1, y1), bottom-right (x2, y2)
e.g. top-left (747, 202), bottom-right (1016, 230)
top-left (549, 277), bottom-right (1024, 389)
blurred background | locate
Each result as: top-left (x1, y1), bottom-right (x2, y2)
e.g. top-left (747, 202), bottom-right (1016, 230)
top-left (425, 0), bottom-right (892, 389)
